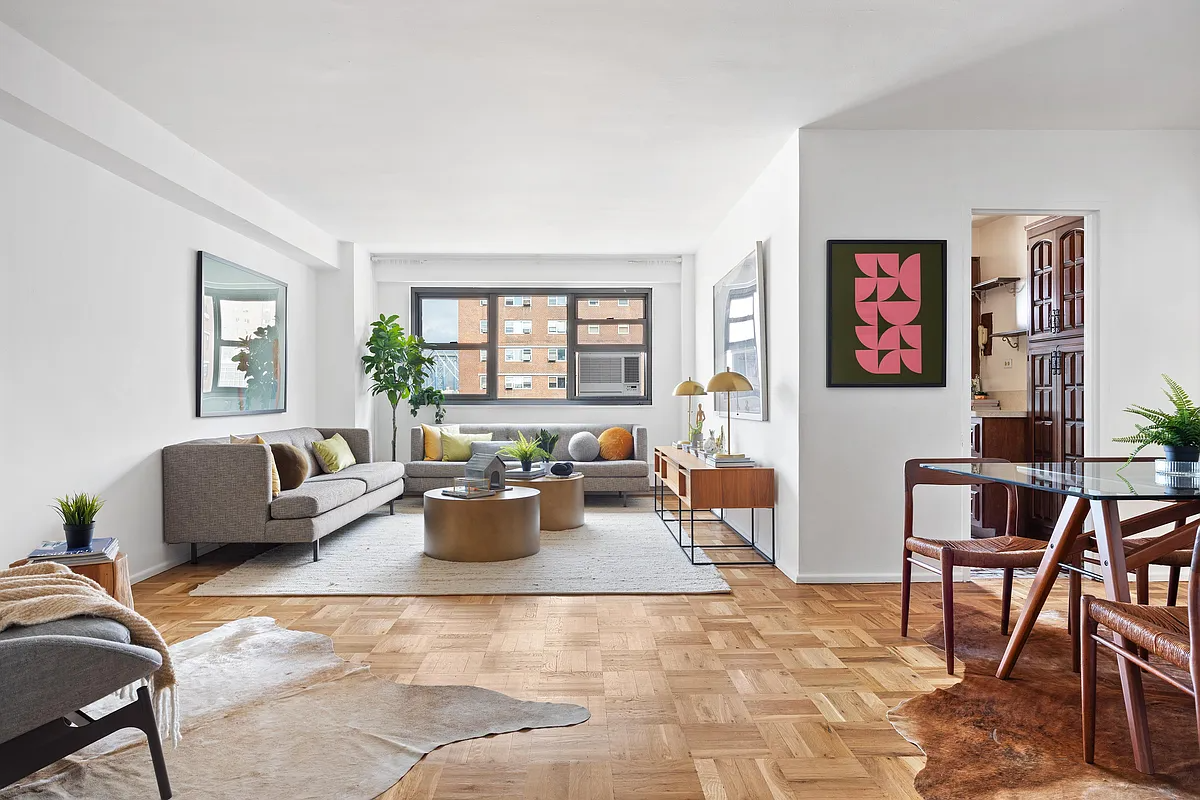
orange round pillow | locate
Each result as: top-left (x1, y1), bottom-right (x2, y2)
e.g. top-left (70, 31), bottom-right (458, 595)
top-left (597, 427), bottom-right (634, 461)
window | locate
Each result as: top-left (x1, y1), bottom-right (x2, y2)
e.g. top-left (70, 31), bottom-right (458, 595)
top-left (414, 288), bottom-right (651, 404)
top-left (504, 319), bottom-right (533, 335)
top-left (505, 347), bottom-right (532, 362)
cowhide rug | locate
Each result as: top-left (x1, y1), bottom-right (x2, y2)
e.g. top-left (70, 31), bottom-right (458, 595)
top-left (889, 606), bottom-right (1200, 799)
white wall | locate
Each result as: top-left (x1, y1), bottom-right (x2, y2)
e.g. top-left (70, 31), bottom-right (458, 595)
top-left (0, 119), bottom-right (318, 580)
top-left (693, 134), bottom-right (801, 580)
top-left (316, 242), bottom-right (376, 442)
top-left (373, 257), bottom-right (686, 465)
top-left (794, 129), bottom-right (1200, 581)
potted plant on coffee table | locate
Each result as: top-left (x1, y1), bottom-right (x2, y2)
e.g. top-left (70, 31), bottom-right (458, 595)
top-left (535, 429), bottom-right (560, 464)
top-left (52, 492), bottom-right (105, 549)
top-left (1114, 374), bottom-right (1200, 464)
top-left (499, 433), bottom-right (550, 473)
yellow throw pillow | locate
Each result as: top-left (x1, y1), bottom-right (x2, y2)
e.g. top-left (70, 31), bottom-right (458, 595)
top-left (312, 433), bottom-right (357, 473)
top-left (230, 434), bottom-right (281, 496)
top-left (441, 432), bottom-right (492, 462)
top-left (598, 427), bottom-right (634, 461)
top-left (422, 423), bottom-right (460, 461)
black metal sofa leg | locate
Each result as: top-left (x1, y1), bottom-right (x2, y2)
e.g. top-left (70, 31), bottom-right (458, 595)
top-left (312, 540), bottom-right (320, 562)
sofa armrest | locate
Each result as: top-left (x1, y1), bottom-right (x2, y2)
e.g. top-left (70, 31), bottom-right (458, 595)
top-left (162, 443), bottom-right (271, 544)
top-left (318, 427), bottom-right (372, 464)
top-left (632, 425), bottom-right (649, 463)
top-left (0, 636), bottom-right (162, 743)
top-left (410, 426), bottom-right (425, 463)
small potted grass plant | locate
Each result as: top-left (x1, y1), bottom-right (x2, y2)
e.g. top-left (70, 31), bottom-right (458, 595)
top-left (1113, 374), bottom-right (1200, 464)
top-left (500, 432), bottom-right (550, 473)
top-left (52, 492), bottom-right (105, 549)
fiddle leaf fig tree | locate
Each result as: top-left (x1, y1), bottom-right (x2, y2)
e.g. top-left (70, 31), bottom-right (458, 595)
top-left (362, 315), bottom-right (445, 461)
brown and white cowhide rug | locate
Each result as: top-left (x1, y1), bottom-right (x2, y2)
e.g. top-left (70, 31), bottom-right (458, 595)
top-left (889, 606), bottom-right (1200, 799)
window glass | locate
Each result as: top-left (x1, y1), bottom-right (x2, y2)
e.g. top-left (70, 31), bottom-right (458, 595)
top-left (420, 297), bottom-right (487, 344)
top-left (577, 297), bottom-right (644, 319)
top-left (423, 349), bottom-right (487, 395)
top-left (578, 322), bottom-right (645, 344)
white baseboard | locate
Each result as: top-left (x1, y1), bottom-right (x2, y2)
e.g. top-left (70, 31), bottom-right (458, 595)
top-left (130, 544), bottom-right (220, 584)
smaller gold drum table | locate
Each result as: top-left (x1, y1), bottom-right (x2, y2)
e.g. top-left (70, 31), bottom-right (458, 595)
top-left (506, 473), bottom-right (585, 530)
top-left (423, 486), bottom-right (541, 562)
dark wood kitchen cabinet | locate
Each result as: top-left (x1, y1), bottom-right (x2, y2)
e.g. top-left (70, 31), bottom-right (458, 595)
top-left (1026, 215), bottom-right (1086, 539)
top-left (969, 415), bottom-right (1029, 538)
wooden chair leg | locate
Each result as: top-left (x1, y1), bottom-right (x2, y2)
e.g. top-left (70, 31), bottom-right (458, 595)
top-left (941, 548), bottom-right (955, 675)
top-left (1081, 596), bottom-right (1097, 764)
top-left (1136, 566), bottom-right (1150, 605)
top-left (900, 550), bottom-right (913, 638)
top-left (1069, 563), bottom-right (1082, 674)
top-left (1167, 566), bottom-right (1181, 607)
top-left (1001, 568), bottom-right (1014, 636)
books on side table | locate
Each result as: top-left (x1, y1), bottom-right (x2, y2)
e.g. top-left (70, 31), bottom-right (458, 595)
top-left (704, 453), bottom-right (756, 468)
top-left (506, 465), bottom-right (547, 479)
top-left (27, 537), bottom-right (120, 566)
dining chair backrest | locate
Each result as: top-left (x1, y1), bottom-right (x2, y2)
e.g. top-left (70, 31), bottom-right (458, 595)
top-left (903, 458), bottom-right (1018, 541)
top-left (1190, 528), bottom-right (1199, 692)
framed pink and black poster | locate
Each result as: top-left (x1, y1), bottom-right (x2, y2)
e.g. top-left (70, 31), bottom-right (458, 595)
top-left (826, 240), bottom-right (946, 387)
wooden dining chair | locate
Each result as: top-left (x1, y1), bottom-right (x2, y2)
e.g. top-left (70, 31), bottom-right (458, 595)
top-left (901, 458), bottom-right (1057, 674)
top-left (1081, 528), bottom-right (1200, 768)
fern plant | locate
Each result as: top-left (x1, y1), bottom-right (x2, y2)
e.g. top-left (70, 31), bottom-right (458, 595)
top-left (52, 493), bottom-right (105, 526)
top-left (1113, 374), bottom-right (1200, 461)
top-left (499, 432), bottom-right (550, 471)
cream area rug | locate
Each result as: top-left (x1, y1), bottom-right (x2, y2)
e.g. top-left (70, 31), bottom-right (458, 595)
top-left (191, 509), bottom-right (730, 596)
top-left (4, 617), bottom-right (590, 800)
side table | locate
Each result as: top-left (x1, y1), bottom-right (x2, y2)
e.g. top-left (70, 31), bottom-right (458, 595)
top-left (506, 473), bottom-right (585, 530)
top-left (9, 552), bottom-right (133, 609)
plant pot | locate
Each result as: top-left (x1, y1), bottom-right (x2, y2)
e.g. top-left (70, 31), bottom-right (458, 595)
top-left (520, 459), bottom-right (533, 473)
top-left (63, 523), bottom-right (95, 550)
top-left (1164, 445), bottom-right (1200, 463)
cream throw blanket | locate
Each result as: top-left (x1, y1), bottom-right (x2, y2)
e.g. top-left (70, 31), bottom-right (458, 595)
top-left (0, 562), bottom-right (179, 745)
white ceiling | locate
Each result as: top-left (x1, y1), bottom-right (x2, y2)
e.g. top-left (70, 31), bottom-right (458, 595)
top-left (2, 1), bottom-right (1197, 253)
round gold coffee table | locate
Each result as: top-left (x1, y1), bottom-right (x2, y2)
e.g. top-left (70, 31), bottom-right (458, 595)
top-left (506, 473), bottom-right (585, 530)
top-left (422, 486), bottom-right (541, 561)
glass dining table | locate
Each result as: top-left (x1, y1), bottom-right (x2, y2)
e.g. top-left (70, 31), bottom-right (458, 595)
top-left (922, 460), bottom-right (1200, 773)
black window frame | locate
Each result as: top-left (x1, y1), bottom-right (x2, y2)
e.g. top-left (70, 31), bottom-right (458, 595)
top-left (412, 287), bottom-right (653, 406)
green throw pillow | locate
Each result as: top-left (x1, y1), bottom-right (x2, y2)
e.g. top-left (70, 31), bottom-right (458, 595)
top-left (312, 433), bottom-right (357, 473)
top-left (441, 432), bottom-right (493, 462)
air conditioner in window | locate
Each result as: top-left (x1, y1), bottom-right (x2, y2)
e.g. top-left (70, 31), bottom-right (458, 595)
top-left (577, 352), bottom-right (642, 396)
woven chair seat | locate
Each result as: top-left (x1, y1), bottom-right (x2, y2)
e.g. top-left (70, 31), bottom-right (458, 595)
top-left (1089, 600), bottom-right (1191, 670)
top-left (905, 535), bottom-right (1048, 568)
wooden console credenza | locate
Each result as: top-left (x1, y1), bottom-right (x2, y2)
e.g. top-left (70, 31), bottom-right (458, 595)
top-left (652, 446), bottom-right (775, 566)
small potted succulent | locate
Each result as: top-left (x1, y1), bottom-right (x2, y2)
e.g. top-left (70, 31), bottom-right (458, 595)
top-left (1114, 374), bottom-right (1200, 463)
top-left (52, 492), bottom-right (105, 549)
top-left (500, 432), bottom-right (550, 473)
top-left (535, 429), bottom-right (560, 464)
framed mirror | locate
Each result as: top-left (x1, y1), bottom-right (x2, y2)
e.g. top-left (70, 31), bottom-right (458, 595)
top-left (713, 241), bottom-right (767, 421)
top-left (196, 251), bottom-right (287, 417)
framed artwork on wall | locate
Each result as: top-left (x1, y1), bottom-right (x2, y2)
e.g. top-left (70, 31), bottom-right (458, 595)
top-left (196, 251), bottom-right (288, 417)
top-left (713, 241), bottom-right (767, 420)
top-left (827, 239), bottom-right (946, 388)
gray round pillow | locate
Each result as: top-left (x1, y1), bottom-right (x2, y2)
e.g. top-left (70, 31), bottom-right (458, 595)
top-left (567, 431), bottom-right (601, 462)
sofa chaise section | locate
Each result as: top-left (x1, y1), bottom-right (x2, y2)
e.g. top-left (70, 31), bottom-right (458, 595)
top-left (404, 423), bottom-right (650, 498)
top-left (163, 426), bottom-right (403, 561)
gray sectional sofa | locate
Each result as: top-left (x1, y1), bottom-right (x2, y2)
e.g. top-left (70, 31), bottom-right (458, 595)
top-left (163, 427), bottom-right (403, 561)
top-left (404, 423), bottom-right (650, 498)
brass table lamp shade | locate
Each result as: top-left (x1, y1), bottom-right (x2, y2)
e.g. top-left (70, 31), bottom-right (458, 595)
top-left (706, 369), bottom-right (753, 454)
top-left (673, 378), bottom-right (707, 436)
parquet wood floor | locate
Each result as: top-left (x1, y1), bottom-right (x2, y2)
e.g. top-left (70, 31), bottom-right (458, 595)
top-left (131, 499), bottom-right (1120, 799)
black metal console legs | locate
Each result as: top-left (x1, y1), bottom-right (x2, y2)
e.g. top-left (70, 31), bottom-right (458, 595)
top-left (652, 474), bottom-right (775, 567)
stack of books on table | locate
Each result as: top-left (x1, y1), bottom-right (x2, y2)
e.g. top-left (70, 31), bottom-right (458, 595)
top-left (971, 398), bottom-right (1001, 411)
top-left (441, 487), bottom-right (496, 499)
top-left (506, 464), bottom-right (547, 479)
top-left (704, 453), bottom-right (756, 468)
top-left (27, 537), bottom-right (119, 566)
